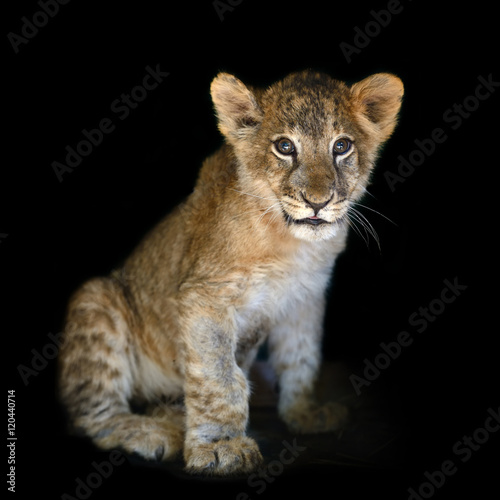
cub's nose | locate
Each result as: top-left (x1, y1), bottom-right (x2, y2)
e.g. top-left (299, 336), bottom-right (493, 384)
top-left (301, 193), bottom-right (332, 215)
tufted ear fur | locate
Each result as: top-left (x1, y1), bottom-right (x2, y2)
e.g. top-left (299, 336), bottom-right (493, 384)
top-left (210, 73), bottom-right (262, 142)
top-left (350, 73), bottom-right (404, 142)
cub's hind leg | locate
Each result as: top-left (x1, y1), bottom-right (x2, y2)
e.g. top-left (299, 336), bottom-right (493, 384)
top-left (58, 277), bottom-right (184, 461)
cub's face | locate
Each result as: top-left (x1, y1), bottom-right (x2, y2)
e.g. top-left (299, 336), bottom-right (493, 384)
top-left (211, 71), bottom-right (404, 241)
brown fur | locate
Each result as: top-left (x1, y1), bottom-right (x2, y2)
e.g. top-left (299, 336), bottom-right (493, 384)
top-left (58, 70), bottom-right (403, 475)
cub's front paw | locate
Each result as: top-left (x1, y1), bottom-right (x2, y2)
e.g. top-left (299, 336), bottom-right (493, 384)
top-left (185, 436), bottom-right (263, 476)
top-left (283, 401), bottom-right (348, 434)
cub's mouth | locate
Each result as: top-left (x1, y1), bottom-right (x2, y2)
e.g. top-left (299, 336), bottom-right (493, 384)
top-left (279, 197), bottom-right (350, 241)
top-left (293, 216), bottom-right (329, 226)
top-left (282, 208), bottom-right (346, 241)
top-left (283, 210), bottom-right (330, 227)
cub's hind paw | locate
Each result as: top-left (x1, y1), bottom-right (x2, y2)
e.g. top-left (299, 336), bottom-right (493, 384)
top-left (284, 401), bottom-right (349, 434)
top-left (185, 436), bottom-right (263, 476)
top-left (93, 415), bottom-right (183, 462)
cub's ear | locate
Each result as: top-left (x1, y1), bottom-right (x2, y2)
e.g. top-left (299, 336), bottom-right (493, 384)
top-left (210, 73), bottom-right (262, 141)
top-left (350, 73), bottom-right (404, 142)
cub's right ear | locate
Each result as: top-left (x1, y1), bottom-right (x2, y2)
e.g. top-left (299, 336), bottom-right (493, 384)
top-left (210, 73), bottom-right (262, 142)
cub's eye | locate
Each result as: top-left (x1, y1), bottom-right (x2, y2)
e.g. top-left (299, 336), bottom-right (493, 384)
top-left (333, 138), bottom-right (351, 155)
top-left (275, 138), bottom-right (295, 155)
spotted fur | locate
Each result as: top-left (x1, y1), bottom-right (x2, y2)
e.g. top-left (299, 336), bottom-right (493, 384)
top-left (58, 70), bottom-right (403, 475)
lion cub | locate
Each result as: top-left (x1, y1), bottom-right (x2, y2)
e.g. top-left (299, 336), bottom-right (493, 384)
top-left (58, 70), bottom-right (403, 475)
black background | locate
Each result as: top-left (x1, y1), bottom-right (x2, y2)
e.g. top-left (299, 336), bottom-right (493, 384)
top-left (3, 0), bottom-right (498, 498)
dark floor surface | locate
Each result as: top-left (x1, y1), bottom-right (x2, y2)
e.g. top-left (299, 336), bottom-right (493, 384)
top-left (124, 361), bottom-right (407, 486)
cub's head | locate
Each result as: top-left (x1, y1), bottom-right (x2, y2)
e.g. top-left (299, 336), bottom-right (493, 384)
top-left (211, 70), bottom-right (403, 241)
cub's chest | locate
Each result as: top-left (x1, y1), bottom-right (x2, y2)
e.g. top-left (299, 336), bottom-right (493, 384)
top-left (235, 246), bottom-right (335, 330)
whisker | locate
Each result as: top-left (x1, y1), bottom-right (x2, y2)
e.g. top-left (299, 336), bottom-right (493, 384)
top-left (263, 209), bottom-right (278, 231)
top-left (361, 187), bottom-right (377, 200)
top-left (228, 206), bottom-right (268, 222)
top-left (351, 201), bottom-right (397, 226)
top-left (350, 207), bottom-right (380, 242)
top-left (229, 188), bottom-right (276, 201)
top-left (347, 206), bottom-right (381, 250)
top-left (346, 211), bottom-right (371, 247)
top-left (227, 201), bottom-right (281, 223)
top-left (258, 202), bottom-right (282, 227)
top-left (269, 204), bottom-right (284, 227)
top-left (345, 213), bottom-right (369, 247)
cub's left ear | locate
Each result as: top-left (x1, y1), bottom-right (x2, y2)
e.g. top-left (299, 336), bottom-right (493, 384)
top-left (210, 73), bottom-right (262, 142)
top-left (350, 73), bottom-right (404, 142)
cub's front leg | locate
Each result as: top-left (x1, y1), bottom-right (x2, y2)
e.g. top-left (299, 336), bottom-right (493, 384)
top-left (269, 296), bottom-right (348, 434)
top-left (182, 315), bottom-right (263, 475)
